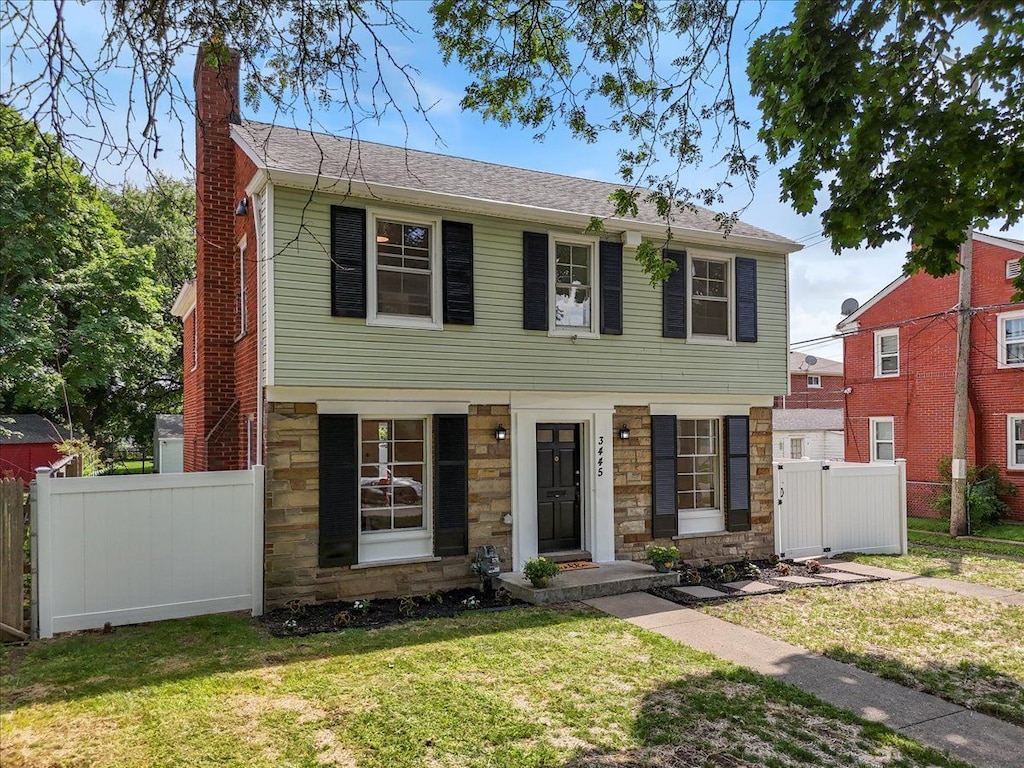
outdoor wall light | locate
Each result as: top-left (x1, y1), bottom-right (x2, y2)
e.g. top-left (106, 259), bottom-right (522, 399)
top-left (494, 424), bottom-right (508, 441)
top-left (618, 424), bottom-right (631, 440)
top-left (235, 197), bottom-right (248, 216)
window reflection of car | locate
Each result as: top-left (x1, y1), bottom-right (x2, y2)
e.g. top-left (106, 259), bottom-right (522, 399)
top-left (360, 473), bottom-right (423, 506)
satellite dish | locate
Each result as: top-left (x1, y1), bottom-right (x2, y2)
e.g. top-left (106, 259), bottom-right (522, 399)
top-left (841, 297), bottom-right (860, 316)
top-left (804, 355), bottom-right (818, 367)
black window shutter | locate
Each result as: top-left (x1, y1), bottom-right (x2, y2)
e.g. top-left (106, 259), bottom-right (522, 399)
top-left (330, 206), bottom-right (366, 318)
top-left (434, 414), bottom-right (469, 557)
top-left (599, 241), bottom-right (623, 335)
top-left (442, 220), bottom-right (475, 325)
top-left (735, 257), bottom-right (758, 342)
top-left (662, 249), bottom-right (687, 338)
top-left (523, 231), bottom-right (549, 330)
top-left (319, 414), bottom-right (359, 567)
top-left (651, 414), bottom-right (678, 539)
top-left (724, 415), bottom-right (752, 532)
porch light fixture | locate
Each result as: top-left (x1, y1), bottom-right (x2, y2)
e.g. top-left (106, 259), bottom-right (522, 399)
top-left (618, 424), bottom-right (631, 440)
top-left (235, 197), bottom-right (248, 216)
top-left (494, 424), bottom-right (508, 441)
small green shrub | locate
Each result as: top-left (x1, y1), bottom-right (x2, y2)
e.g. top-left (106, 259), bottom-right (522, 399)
top-left (933, 458), bottom-right (1017, 533)
top-left (645, 545), bottom-right (680, 567)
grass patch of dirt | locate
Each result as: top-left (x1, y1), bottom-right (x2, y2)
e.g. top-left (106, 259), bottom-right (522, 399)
top-left (703, 580), bottom-right (1024, 725)
top-left (0, 607), bottom-right (969, 767)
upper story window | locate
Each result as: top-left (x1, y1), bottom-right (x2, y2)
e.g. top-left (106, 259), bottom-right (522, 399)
top-left (997, 310), bottom-right (1024, 368)
top-left (874, 329), bottom-right (899, 377)
top-left (690, 257), bottom-right (731, 340)
top-left (806, 374), bottom-right (821, 388)
top-left (1009, 415), bottom-right (1024, 470)
top-left (237, 237), bottom-right (248, 337)
top-left (549, 234), bottom-right (598, 337)
top-left (368, 210), bottom-right (442, 330)
top-left (870, 417), bottom-right (895, 462)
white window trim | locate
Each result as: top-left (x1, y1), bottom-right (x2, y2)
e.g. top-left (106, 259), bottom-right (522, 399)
top-left (806, 374), bottom-right (821, 388)
top-left (366, 208), bottom-right (444, 331)
top-left (675, 416), bottom-right (726, 535)
top-left (687, 251), bottom-right (735, 345)
top-left (869, 416), bottom-right (895, 463)
top-left (874, 328), bottom-right (899, 378)
top-left (997, 309), bottom-right (1024, 369)
top-left (1009, 414), bottom-right (1024, 470)
top-left (357, 415), bottom-right (433, 563)
top-left (548, 232), bottom-right (600, 339)
top-left (236, 235), bottom-right (248, 340)
top-left (789, 436), bottom-right (806, 459)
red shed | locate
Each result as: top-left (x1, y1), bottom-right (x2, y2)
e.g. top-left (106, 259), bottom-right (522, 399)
top-left (0, 415), bottom-right (72, 483)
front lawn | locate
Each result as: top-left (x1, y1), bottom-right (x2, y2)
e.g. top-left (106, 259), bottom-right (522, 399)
top-left (703, 582), bottom-right (1024, 725)
top-left (0, 608), bottom-right (965, 767)
top-left (847, 547), bottom-right (1024, 591)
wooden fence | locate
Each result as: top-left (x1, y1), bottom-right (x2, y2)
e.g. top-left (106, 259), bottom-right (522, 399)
top-left (1, 477), bottom-right (28, 641)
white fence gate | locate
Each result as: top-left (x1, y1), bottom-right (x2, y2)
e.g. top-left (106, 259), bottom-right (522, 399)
top-left (774, 459), bottom-right (907, 560)
top-left (32, 467), bottom-right (263, 639)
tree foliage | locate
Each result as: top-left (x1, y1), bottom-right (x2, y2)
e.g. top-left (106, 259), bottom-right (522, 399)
top-left (2, 0), bottom-right (1022, 289)
top-left (749, 0), bottom-right (1024, 294)
top-left (0, 106), bottom-right (184, 453)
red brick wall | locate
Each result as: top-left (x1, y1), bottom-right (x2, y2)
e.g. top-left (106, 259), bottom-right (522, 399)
top-left (843, 238), bottom-right (1024, 520)
top-left (774, 373), bottom-right (845, 409)
top-left (233, 148), bottom-right (261, 467)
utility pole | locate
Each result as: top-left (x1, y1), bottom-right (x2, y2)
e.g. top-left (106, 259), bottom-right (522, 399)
top-left (949, 230), bottom-right (972, 537)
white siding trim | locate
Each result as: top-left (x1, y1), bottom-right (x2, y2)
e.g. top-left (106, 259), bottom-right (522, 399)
top-left (318, 400), bottom-right (469, 415)
top-left (265, 182), bottom-right (276, 387)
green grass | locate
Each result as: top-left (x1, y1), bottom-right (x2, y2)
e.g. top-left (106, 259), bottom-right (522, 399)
top-left (847, 547), bottom-right (1024, 591)
top-left (704, 582), bottom-right (1024, 726)
top-left (0, 608), bottom-right (967, 767)
top-left (909, 516), bottom-right (1024, 547)
top-left (107, 459), bottom-right (152, 475)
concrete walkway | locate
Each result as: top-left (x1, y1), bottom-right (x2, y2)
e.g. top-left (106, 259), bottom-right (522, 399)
top-left (586, 592), bottom-right (1024, 768)
top-left (821, 558), bottom-right (1024, 606)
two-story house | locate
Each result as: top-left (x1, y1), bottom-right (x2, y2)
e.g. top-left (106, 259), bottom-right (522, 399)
top-left (837, 233), bottom-right (1024, 520)
top-left (174, 51), bottom-right (801, 608)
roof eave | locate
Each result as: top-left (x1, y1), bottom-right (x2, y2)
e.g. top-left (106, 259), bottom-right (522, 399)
top-left (171, 280), bottom-right (196, 318)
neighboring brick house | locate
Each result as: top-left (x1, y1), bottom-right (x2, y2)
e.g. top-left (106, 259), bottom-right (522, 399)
top-left (837, 233), bottom-right (1024, 520)
top-left (774, 352), bottom-right (844, 410)
top-left (173, 50), bottom-right (801, 609)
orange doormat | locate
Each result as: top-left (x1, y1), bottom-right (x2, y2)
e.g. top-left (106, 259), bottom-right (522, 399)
top-left (557, 561), bottom-right (599, 571)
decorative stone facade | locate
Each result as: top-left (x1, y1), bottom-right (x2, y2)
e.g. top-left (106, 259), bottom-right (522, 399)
top-left (263, 402), bottom-right (511, 609)
top-left (613, 405), bottom-right (775, 565)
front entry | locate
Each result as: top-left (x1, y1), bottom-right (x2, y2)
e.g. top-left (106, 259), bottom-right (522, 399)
top-left (536, 424), bottom-right (581, 552)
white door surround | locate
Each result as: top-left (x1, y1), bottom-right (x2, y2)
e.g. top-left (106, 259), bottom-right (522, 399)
top-left (510, 401), bottom-right (615, 569)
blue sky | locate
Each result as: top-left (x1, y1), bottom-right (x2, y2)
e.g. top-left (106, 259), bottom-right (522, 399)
top-left (6, 1), bottom-right (1020, 362)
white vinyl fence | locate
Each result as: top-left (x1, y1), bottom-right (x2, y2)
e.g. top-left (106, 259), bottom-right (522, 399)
top-left (32, 467), bottom-right (263, 638)
top-left (773, 459), bottom-right (907, 560)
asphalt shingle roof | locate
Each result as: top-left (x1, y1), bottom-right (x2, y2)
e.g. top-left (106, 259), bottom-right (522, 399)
top-left (154, 414), bottom-right (184, 440)
top-left (788, 352), bottom-right (843, 375)
top-left (773, 409), bottom-right (845, 432)
top-left (0, 415), bottom-right (71, 444)
top-left (234, 120), bottom-right (794, 245)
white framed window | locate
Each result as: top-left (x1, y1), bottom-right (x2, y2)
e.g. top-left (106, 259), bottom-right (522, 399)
top-left (997, 310), bottom-right (1024, 368)
top-left (870, 417), bottom-right (895, 462)
top-left (237, 237), bottom-right (248, 337)
top-left (874, 329), bottom-right (899, 377)
top-left (367, 209), bottom-right (443, 330)
top-left (358, 416), bottom-right (432, 561)
top-left (549, 233), bottom-right (599, 337)
top-left (676, 417), bottom-right (724, 534)
top-left (689, 256), bottom-right (732, 341)
top-left (789, 437), bottom-right (805, 459)
top-left (806, 374), bottom-right (821, 388)
top-left (1009, 415), bottom-right (1024, 470)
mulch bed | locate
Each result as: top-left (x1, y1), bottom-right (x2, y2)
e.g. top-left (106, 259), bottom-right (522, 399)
top-left (262, 587), bottom-right (525, 637)
top-left (649, 559), bottom-right (886, 606)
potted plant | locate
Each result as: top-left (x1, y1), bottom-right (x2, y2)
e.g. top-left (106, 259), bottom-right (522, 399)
top-left (646, 545), bottom-right (680, 573)
top-left (523, 556), bottom-right (561, 588)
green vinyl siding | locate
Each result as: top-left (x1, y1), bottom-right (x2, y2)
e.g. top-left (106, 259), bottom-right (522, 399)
top-left (271, 187), bottom-right (789, 394)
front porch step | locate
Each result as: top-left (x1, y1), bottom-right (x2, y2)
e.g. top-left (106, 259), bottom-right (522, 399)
top-left (496, 560), bottom-right (679, 605)
top-left (540, 550), bottom-right (592, 564)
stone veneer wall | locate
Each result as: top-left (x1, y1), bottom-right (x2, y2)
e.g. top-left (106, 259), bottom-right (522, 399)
top-left (263, 402), bottom-right (511, 609)
top-left (613, 405), bottom-right (775, 564)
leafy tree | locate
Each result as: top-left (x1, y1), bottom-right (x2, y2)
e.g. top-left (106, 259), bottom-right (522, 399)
top-left (3, 1), bottom-right (1020, 291)
top-left (0, 106), bottom-right (180, 454)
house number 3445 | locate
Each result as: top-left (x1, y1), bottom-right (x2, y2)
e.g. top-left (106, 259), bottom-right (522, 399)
top-left (597, 435), bottom-right (605, 477)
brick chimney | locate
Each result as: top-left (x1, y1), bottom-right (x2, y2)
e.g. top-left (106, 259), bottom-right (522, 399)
top-left (187, 46), bottom-right (242, 471)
